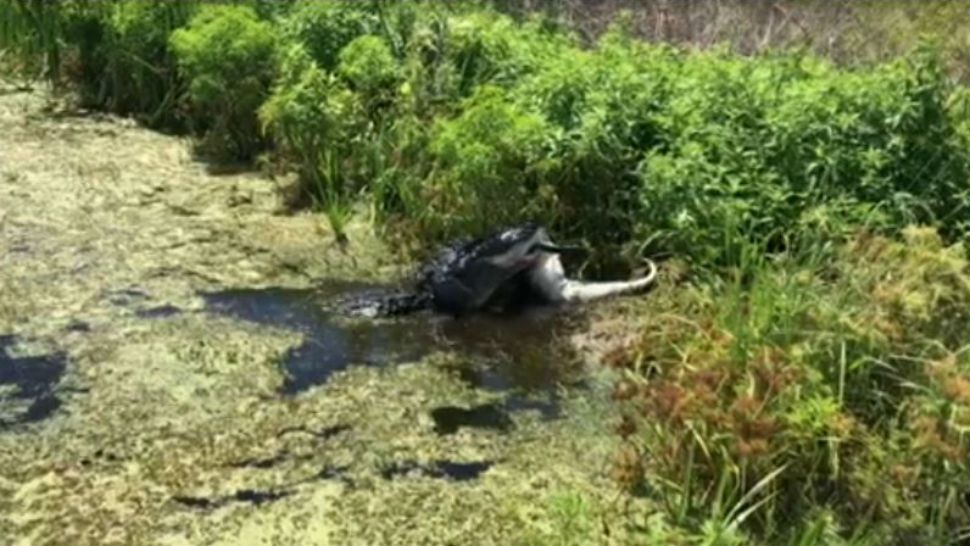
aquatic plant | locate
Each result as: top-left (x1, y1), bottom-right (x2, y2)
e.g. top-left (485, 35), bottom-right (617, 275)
top-left (604, 228), bottom-right (970, 544)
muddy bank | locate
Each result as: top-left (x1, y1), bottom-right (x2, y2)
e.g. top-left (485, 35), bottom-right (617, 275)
top-left (0, 85), bottom-right (651, 545)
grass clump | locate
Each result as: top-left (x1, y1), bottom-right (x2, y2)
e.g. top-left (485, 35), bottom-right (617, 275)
top-left (604, 228), bottom-right (970, 544)
top-left (0, 1), bottom-right (197, 128)
top-left (84, 1), bottom-right (197, 127)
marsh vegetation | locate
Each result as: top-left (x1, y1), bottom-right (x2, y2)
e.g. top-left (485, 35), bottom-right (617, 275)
top-left (4, 1), bottom-right (970, 544)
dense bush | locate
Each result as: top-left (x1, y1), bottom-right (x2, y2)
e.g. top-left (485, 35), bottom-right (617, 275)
top-left (637, 46), bottom-right (970, 266)
top-left (427, 84), bottom-right (553, 234)
top-left (406, 24), bottom-right (970, 270)
top-left (259, 43), bottom-right (362, 210)
top-left (18, 2), bottom-right (967, 271)
top-left (337, 35), bottom-right (399, 105)
top-left (170, 4), bottom-right (276, 159)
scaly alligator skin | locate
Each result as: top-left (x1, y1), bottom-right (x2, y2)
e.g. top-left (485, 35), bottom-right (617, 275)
top-left (332, 223), bottom-right (656, 318)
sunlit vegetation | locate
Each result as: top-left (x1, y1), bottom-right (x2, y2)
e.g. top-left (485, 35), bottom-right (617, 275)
top-left (4, 1), bottom-right (970, 543)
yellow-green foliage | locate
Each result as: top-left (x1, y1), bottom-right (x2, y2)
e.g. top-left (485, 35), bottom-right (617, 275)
top-left (337, 35), bottom-right (400, 105)
top-left (169, 4), bottom-right (275, 159)
top-left (277, 0), bottom-right (381, 71)
top-left (257, 5), bottom-right (967, 274)
top-left (429, 85), bottom-right (553, 235)
top-left (10, 2), bottom-right (970, 270)
top-left (259, 43), bottom-right (361, 206)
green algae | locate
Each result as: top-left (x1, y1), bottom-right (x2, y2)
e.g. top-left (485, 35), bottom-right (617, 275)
top-left (0, 84), bottom-right (650, 546)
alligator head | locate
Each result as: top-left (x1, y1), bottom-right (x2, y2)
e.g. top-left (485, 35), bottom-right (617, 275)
top-left (424, 224), bottom-right (561, 315)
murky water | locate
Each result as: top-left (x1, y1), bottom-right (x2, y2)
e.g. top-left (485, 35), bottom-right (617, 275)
top-left (0, 88), bottom-right (634, 545)
top-left (0, 335), bottom-right (67, 427)
top-left (200, 283), bottom-right (584, 417)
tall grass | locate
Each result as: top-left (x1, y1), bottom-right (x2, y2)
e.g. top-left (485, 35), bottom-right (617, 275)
top-left (606, 227), bottom-right (970, 544)
top-left (0, 0), bottom-right (77, 82)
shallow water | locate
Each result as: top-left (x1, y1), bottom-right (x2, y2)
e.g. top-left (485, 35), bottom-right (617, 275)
top-left (173, 488), bottom-right (294, 510)
top-left (200, 283), bottom-right (582, 415)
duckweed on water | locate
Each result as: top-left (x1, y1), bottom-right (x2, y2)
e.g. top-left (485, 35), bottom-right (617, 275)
top-left (0, 87), bottom-right (633, 546)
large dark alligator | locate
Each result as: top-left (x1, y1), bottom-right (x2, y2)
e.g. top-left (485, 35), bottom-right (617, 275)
top-left (334, 223), bottom-right (657, 318)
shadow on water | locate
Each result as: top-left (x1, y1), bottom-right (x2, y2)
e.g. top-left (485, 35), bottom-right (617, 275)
top-left (430, 404), bottom-right (513, 435)
top-left (200, 282), bottom-right (585, 414)
top-left (135, 304), bottom-right (182, 319)
top-left (0, 335), bottom-right (67, 427)
top-left (381, 459), bottom-right (494, 482)
top-left (173, 488), bottom-right (293, 511)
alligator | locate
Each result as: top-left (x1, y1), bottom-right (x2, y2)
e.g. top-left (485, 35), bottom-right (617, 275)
top-left (334, 223), bottom-right (658, 318)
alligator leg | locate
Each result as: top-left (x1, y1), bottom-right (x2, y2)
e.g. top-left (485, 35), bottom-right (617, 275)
top-left (432, 260), bottom-right (531, 316)
top-left (430, 277), bottom-right (476, 317)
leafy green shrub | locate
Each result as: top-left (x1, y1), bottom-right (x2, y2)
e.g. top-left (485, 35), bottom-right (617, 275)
top-left (425, 84), bottom-right (554, 236)
top-left (277, 0), bottom-right (380, 71)
top-left (636, 47), bottom-right (970, 267)
top-left (409, 29), bottom-right (970, 272)
top-left (170, 4), bottom-right (275, 160)
top-left (260, 43), bottom-right (362, 204)
top-left (443, 11), bottom-right (573, 97)
top-left (511, 36), bottom-right (671, 270)
top-left (337, 35), bottom-right (399, 109)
